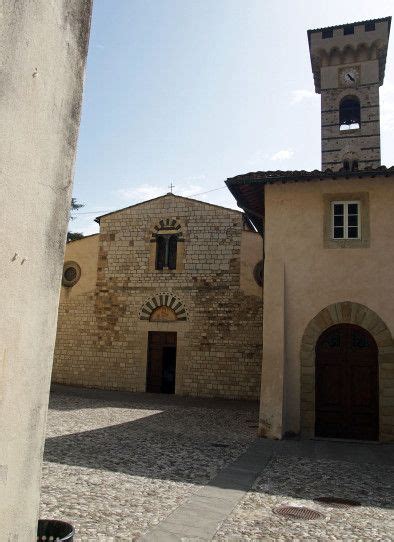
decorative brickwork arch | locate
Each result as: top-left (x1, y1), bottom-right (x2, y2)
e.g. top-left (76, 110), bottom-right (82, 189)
top-left (150, 218), bottom-right (185, 242)
top-left (139, 292), bottom-right (188, 321)
top-left (300, 302), bottom-right (394, 442)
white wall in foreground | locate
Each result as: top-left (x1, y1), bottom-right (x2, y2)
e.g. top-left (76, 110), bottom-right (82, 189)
top-left (0, 2), bottom-right (92, 539)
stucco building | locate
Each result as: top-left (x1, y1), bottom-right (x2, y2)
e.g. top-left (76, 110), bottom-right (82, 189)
top-left (53, 195), bottom-right (263, 399)
top-left (227, 16), bottom-right (394, 442)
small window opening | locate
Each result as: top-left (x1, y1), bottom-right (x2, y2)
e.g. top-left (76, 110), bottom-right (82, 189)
top-left (343, 160), bottom-right (350, 171)
top-left (322, 28), bottom-right (333, 39)
top-left (352, 160), bottom-right (359, 171)
top-left (365, 21), bottom-right (375, 32)
top-left (344, 25), bottom-right (354, 35)
top-left (339, 97), bottom-right (361, 130)
top-left (155, 234), bottom-right (178, 270)
top-left (332, 201), bottom-right (361, 240)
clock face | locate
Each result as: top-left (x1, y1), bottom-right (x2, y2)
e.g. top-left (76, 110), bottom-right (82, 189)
top-left (340, 67), bottom-right (360, 87)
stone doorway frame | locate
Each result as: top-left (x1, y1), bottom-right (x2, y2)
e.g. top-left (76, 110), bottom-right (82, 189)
top-left (300, 301), bottom-right (394, 442)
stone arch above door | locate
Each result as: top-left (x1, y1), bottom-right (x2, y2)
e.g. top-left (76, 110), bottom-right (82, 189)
top-left (300, 301), bottom-right (394, 442)
top-left (139, 292), bottom-right (188, 321)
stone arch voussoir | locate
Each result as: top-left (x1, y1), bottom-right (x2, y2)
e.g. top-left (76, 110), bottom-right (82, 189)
top-left (139, 292), bottom-right (188, 321)
top-left (300, 301), bottom-right (394, 442)
top-left (150, 218), bottom-right (185, 242)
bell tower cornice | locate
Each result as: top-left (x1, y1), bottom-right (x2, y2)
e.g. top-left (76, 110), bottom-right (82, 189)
top-left (308, 17), bottom-right (391, 94)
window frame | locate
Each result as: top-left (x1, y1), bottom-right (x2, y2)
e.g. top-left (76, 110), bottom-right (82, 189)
top-left (155, 233), bottom-right (178, 270)
top-left (331, 200), bottom-right (361, 240)
top-left (323, 192), bottom-right (370, 249)
top-left (62, 261), bottom-right (81, 287)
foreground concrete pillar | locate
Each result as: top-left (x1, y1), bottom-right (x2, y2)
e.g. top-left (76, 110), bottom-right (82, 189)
top-left (258, 259), bottom-right (285, 439)
top-left (0, 2), bottom-right (92, 539)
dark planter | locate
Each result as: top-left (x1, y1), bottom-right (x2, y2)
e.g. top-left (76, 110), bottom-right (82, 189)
top-left (37, 519), bottom-right (75, 541)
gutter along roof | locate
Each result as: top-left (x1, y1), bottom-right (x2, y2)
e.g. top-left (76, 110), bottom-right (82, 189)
top-left (225, 166), bottom-right (394, 234)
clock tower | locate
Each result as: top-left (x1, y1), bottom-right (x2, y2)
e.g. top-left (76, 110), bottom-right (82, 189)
top-left (308, 17), bottom-right (391, 171)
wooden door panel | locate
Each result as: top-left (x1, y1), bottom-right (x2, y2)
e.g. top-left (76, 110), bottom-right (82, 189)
top-left (315, 324), bottom-right (378, 440)
top-left (349, 365), bottom-right (378, 410)
top-left (146, 332), bottom-right (177, 394)
top-left (316, 363), bottom-right (343, 407)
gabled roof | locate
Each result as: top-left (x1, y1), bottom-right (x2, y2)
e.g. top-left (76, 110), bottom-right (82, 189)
top-left (94, 192), bottom-right (243, 223)
top-left (226, 166), bottom-right (394, 234)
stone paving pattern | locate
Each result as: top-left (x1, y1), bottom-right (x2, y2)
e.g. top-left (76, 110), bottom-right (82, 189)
top-left (214, 455), bottom-right (394, 541)
top-left (40, 389), bottom-right (394, 541)
top-left (40, 389), bottom-right (258, 541)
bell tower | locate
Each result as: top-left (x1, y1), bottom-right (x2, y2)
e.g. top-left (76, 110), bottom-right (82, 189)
top-left (308, 17), bottom-right (391, 171)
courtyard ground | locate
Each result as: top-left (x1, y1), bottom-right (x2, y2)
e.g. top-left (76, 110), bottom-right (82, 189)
top-left (40, 387), bottom-right (393, 541)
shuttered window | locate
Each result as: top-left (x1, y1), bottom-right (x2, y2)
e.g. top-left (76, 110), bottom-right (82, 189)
top-left (155, 234), bottom-right (178, 270)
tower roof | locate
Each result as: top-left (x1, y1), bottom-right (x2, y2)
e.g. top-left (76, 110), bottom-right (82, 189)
top-left (308, 16), bottom-right (391, 93)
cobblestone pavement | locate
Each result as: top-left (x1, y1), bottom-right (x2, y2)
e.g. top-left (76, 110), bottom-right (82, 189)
top-left (213, 453), bottom-right (394, 541)
top-left (40, 387), bottom-right (258, 541)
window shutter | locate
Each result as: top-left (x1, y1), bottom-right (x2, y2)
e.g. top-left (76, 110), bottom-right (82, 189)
top-left (168, 235), bottom-right (177, 270)
top-left (156, 236), bottom-right (166, 270)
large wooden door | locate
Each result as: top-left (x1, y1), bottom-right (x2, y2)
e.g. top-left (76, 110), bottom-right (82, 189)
top-left (315, 324), bottom-right (378, 440)
top-left (146, 332), bottom-right (177, 394)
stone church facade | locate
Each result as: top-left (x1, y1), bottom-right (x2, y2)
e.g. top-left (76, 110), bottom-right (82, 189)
top-left (227, 17), bottom-right (394, 442)
top-left (53, 194), bottom-right (263, 399)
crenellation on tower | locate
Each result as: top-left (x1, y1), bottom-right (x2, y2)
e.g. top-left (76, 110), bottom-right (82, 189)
top-left (308, 16), bottom-right (391, 171)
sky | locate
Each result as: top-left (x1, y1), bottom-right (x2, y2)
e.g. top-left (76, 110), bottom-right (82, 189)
top-left (70, 0), bottom-right (394, 235)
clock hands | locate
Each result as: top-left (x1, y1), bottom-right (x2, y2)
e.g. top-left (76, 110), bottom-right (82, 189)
top-left (347, 73), bottom-right (355, 82)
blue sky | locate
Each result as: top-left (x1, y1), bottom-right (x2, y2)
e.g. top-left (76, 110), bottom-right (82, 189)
top-left (71, 0), bottom-right (394, 235)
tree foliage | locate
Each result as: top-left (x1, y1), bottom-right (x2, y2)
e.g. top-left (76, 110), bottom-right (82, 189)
top-left (67, 198), bottom-right (85, 243)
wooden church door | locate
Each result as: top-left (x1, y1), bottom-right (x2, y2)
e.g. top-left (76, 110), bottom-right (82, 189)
top-left (315, 324), bottom-right (379, 440)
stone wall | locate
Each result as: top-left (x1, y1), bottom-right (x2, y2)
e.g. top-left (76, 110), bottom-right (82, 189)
top-left (53, 195), bottom-right (263, 400)
top-left (321, 86), bottom-right (381, 171)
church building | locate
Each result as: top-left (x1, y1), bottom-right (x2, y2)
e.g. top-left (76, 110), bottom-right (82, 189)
top-left (52, 195), bottom-right (263, 399)
top-left (227, 17), bottom-right (394, 442)
top-left (54, 16), bottom-right (394, 443)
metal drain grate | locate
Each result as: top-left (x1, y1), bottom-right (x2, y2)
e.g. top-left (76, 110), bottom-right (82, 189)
top-left (273, 506), bottom-right (324, 520)
top-left (314, 496), bottom-right (361, 508)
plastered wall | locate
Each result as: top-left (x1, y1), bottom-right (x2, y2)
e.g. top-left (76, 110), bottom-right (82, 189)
top-left (260, 177), bottom-right (394, 440)
top-left (0, 2), bottom-right (92, 539)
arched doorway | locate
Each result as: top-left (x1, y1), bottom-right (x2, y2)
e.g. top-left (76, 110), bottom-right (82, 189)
top-left (315, 324), bottom-right (379, 440)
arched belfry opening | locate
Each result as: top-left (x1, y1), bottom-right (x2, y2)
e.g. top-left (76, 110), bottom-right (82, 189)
top-left (339, 96), bottom-right (361, 131)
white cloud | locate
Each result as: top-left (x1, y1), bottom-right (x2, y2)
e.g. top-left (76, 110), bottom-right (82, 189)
top-left (117, 175), bottom-right (207, 202)
top-left (69, 215), bottom-right (100, 237)
top-left (117, 184), bottom-right (165, 201)
top-left (291, 89), bottom-right (315, 105)
top-left (81, 222), bottom-right (100, 236)
top-left (270, 149), bottom-right (294, 161)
